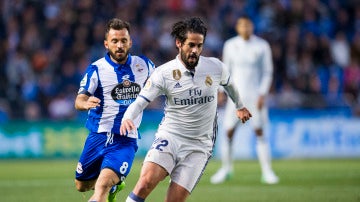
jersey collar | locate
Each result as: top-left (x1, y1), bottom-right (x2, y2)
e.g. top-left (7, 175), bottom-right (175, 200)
top-left (175, 54), bottom-right (199, 75)
top-left (105, 52), bottom-right (132, 69)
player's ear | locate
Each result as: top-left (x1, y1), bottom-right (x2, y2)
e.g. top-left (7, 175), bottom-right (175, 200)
top-left (104, 40), bottom-right (108, 49)
top-left (175, 39), bottom-right (182, 49)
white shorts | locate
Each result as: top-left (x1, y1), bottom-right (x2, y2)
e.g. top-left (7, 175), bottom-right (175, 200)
top-left (223, 99), bottom-right (268, 131)
top-left (144, 132), bottom-right (213, 193)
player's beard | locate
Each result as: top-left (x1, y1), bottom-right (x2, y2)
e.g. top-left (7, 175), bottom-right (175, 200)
top-left (181, 51), bottom-right (199, 70)
top-left (109, 49), bottom-right (129, 64)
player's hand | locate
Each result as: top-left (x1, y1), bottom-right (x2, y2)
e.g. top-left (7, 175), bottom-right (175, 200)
top-left (120, 119), bottom-right (135, 136)
top-left (236, 107), bottom-right (252, 123)
top-left (85, 96), bottom-right (101, 110)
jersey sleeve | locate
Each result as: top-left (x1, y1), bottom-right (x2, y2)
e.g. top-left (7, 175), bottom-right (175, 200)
top-left (259, 41), bottom-right (273, 95)
top-left (220, 61), bottom-right (244, 109)
top-left (122, 68), bottom-right (164, 121)
top-left (220, 62), bottom-right (231, 86)
top-left (77, 65), bottom-right (98, 95)
top-left (138, 68), bottom-right (164, 102)
top-left (139, 55), bottom-right (156, 79)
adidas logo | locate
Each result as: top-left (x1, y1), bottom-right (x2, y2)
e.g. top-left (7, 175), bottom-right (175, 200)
top-left (174, 82), bottom-right (182, 88)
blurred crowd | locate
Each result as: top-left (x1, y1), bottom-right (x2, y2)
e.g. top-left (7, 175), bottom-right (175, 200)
top-left (0, 0), bottom-right (360, 122)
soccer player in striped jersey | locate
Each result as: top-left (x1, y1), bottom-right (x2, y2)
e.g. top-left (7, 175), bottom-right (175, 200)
top-left (74, 18), bottom-right (155, 202)
top-left (210, 15), bottom-right (279, 185)
top-left (121, 17), bottom-right (251, 202)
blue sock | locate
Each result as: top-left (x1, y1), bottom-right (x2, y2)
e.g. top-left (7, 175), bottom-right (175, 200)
top-left (129, 192), bottom-right (145, 202)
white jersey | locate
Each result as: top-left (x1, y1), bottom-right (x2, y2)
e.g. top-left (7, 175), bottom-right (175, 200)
top-left (223, 35), bottom-right (273, 102)
top-left (124, 55), bottom-right (241, 140)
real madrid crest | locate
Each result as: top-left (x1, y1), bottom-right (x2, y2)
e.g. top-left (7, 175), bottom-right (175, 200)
top-left (205, 75), bottom-right (213, 86)
top-left (173, 69), bottom-right (182, 80)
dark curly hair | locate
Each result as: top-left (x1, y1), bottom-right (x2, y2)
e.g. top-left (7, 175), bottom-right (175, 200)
top-left (171, 17), bottom-right (207, 44)
top-left (105, 18), bottom-right (131, 39)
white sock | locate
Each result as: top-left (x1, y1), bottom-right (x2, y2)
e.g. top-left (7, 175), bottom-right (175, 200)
top-left (256, 136), bottom-right (273, 175)
top-left (126, 196), bottom-right (137, 202)
top-left (221, 136), bottom-right (233, 172)
top-left (126, 192), bottom-right (144, 202)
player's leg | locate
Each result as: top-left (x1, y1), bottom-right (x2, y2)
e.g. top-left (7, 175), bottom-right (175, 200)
top-left (75, 179), bottom-right (97, 192)
top-left (126, 162), bottom-right (168, 202)
top-left (254, 108), bottom-right (279, 184)
top-left (167, 143), bottom-right (211, 202)
top-left (75, 132), bottom-right (105, 192)
top-left (166, 181), bottom-right (190, 202)
top-left (211, 102), bottom-right (237, 184)
top-left (127, 134), bottom-right (173, 202)
top-left (210, 127), bottom-right (235, 184)
top-left (90, 134), bottom-right (137, 202)
top-left (88, 168), bottom-right (120, 201)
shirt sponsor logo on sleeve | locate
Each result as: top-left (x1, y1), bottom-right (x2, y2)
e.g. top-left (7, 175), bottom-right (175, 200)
top-left (80, 74), bottom-right (88, 86)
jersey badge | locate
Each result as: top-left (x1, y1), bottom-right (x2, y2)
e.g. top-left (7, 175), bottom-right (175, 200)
top-left (80, 73), bottom-right (87, 86)
top-left (144, 79), bottom-right (151, 90)
top-left (205, 75), bottom-right (213, 87)
top-left (76, 162), bottom-right (83, 174)
top-left (136, 63), bottom-right (144, 72)
top-left (173, 69), bottom-right (182, 80)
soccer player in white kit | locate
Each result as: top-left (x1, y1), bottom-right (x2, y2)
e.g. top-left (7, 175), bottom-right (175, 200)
top-left (210, 15), bottom-right (279, 185)
top-left (120, 17), bottom-right (252, 202)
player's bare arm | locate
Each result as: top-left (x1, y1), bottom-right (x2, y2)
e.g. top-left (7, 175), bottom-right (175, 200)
top-left (74, 94), bottom-right (101, 111)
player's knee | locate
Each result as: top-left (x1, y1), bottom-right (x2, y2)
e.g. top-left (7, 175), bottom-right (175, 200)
top-left (75, 180), bottom-right (93, 192)
top-left (137, 177), bottom-right (157, 193)
top-left (255, 128), bottom-right (263, 136)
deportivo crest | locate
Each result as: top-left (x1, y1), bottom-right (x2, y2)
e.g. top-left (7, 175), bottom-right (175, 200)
top-left (136, 63), bottom-right (144, 72)
top-left (76, 162), bottom-right (83, 174)
top-left (205, 75), bottom-right (213, 86)
top-left (173, 69), bottom-right (181, 80)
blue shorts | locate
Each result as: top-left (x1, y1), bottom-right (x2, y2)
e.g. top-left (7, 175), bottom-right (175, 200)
top-left (75, 132), bottom-right (138, 182)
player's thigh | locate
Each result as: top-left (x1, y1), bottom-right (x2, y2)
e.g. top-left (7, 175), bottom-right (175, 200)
top-left (171, 150), bottom-right (210, 193)
top-left (144, 134), bottom-right (176, 174)
top-left (76, 132), bottom-right (107, 181)
top-left (223, 101), bottom-right (239, 130)
top-left (140, 161), bottom-right (168, 185)
top-left (250, 105), bottom-right (268, 129)
top-left (102, 140), bottom-right (137, 182)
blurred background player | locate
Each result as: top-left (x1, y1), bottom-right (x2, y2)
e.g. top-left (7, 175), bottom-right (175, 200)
top-left (74, 18), bottom-right (155, 202)
top-left (211, 15), bottom-right (279, 185)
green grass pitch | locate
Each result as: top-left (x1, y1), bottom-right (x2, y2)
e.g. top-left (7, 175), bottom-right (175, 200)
top-left (0, 158), bottom-right (359, 201)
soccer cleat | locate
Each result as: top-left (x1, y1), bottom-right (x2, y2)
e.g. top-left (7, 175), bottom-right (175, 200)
top-left (261, 171), bottom-right (279, 185)
top-left (107, 181), bottom-right (125, 202)
top-left (210, 167), bottom-right (233, 184)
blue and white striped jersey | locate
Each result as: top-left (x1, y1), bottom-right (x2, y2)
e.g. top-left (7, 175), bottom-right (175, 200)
top-left (78, 53), bottom-right (155, 138)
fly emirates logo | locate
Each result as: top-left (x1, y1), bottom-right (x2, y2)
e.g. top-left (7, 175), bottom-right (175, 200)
top-left (173, 89), bottom-right (215, 105)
